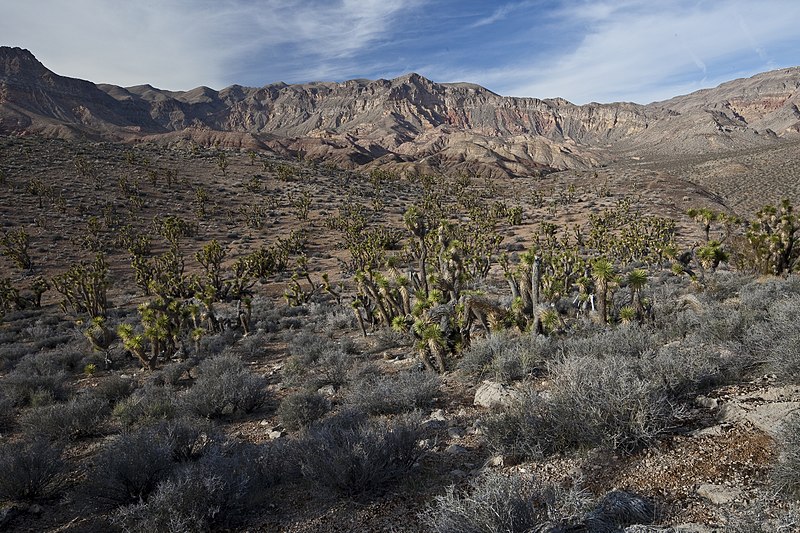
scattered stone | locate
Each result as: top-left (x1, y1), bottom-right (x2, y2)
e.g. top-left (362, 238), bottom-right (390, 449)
top-left (487, 454), bottom-right (522, 468)
top-left (317, 384), bottom-right (336, 397)
top-left (268, 430), bottom-right (285, 440)
top-left (695, 395), bottom-right (718, 409)
top-left (445, 444), bottom-right (468, 455)
top-left (447, 427), bottom-right (465, 439)
top-left (673, 524), bottom-right (714, 533)
top-left (689, 425), bottom-right (723, 438)
top-left (428, 409), bottom-right (447, 421)
top-left (718, 403), bottom-right (747, 425)
top-left (697, 483), bottom-right (742, 505)
top-left (474, 381), bottom-right (523, 409)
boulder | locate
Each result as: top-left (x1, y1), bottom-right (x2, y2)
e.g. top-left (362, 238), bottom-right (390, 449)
top-left (474, 381), bottom-right (523, 409)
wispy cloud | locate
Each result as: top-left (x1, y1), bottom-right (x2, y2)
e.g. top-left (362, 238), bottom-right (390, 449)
top-left (428, 0), bottom-right (800, 103)
top-left (0, 0), bottom-right (425, 90)
top-left (2, 0), bottom-right (799, 103)
top-left (469, 1), bottom-right (536, 28)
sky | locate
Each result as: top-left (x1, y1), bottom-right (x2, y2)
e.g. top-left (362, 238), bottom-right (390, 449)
top-left (1, 0), bottom-right (798, 104)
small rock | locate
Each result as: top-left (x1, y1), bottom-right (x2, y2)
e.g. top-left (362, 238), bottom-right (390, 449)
top-left (487, 455), bottom-right (522, 467)
top-left (317, 384), bottom-right (336, 397)
top-left (474, 381), bottom-right (523, 409)
top-left (445, 444), bottom-right (468, 455)
top-left (697, 483), bottom-right (742, 505)
top-left (417, 438), bottom-right (435, 450)
top-left (689, 425), bottom-right (723, 438)
top-left (422, 418), bottom-right (446, 430)
top-left (695, 395), bottom-right (718, 409)
top-left (428, 409), bottom-right (447, 421)
top-left (447, 427), bottom-right (465, 439)
top-left (268, 430), bottom-right (285, 440)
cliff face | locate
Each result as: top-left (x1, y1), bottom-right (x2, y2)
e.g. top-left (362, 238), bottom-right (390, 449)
top-left (2, 46), bottom-right (799, 176)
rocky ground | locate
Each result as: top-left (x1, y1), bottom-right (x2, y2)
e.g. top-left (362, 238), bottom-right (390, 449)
top-left (2, 136), bottom-right (800, 532)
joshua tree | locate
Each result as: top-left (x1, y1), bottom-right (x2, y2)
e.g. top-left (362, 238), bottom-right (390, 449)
top-left (626, 268), bottom-right (648, 320)
top-left (592, 257), bottom-right (616, 324)
top-left (688, 207), bottom-right (718, 242)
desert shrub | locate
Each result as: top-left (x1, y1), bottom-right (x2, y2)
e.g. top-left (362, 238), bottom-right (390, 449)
top-left (21, 395), bottom-right (109, 440)
top-left (459, 331), bottom-right (554, 383)
top-left (558, 324), bottom-right (657, 360)
top-left (155, 416), bottom-right (216, 462)
top-left (0, 390), bottom-right (15, 428)
top-left (113, 441), bottom-right (278, 531)
top-left (183, 354), bottom-right (267, 418)
top-left (772, 413), bottom-right (800, 498)
top-left (113, 465), bottom-right (228, 533)
top-left (313, 348), bottom-right (356, 389)
top-left (92, 374), bottom-right (136, 404)
top-left (344, 371), bottom-right (439, 415)
top-left (113, 383), bottom-right (179, 428)
top-left (81, 427), bottom-right (176, 509)
top-left (288, 329), bottom-right (331, 365)
top-left (486, 355), bottom-right (677, 458)
top-left (277, 390), bottom-right (330, 430)
top-left (0, 438), bottom-right (65, 501)
top-left (738, 275), bottom-right (800, 312)
top-left (744, 295), bottom-right (800, 381)
top-left (155, 359), bottom-right (195, 386)
top-left (198, 328), bottom-right (238, 356)
top-left (647, 337), bottom-right (751, 396)
top-left (16, 347), bottom-right (86, 375)
top-left (694, 303), bottom-right (757, 345)
top-left (422, 472), bottom-right (591, 533)
top-left (4, 368), bottom-right (68, 406)
top-left (373, 325), bottom-right (413, 350)
top-left (297, 410), bottom-right (421, 500)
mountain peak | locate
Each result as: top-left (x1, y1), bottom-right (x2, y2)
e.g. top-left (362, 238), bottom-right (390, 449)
top-left (1, 46), bottom-right (49, 77)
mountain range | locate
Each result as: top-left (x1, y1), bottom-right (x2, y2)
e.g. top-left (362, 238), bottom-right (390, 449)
top-left (2, 46), bottom-right (799, 178)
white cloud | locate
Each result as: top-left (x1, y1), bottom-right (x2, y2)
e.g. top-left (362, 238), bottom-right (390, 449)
top-left (424, 0), bottom-right (800, 104)
top-left (0, 0), bottom-right (423, 90)
top-left (493, 0), bottom-right (800, 103)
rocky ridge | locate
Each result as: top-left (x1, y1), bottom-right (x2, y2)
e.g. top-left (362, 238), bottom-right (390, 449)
top-left (2, 46), bottom-right (800, 178)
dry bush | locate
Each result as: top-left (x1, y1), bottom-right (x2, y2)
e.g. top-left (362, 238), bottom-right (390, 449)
top-left (423, 472), bottom-right (655, 533)
top-left (80, 427), bottom-right (176, 509)
top-left (744, 294), bottom-right (800, 380)
top-left (297, 410), bottom-right (421, 500)
top-left (113, 383), bottom-right (180, 428)
top-left (21, 395), bottom-right (109, 440)
top-left (4, 368), bottom-right (68, 407)
top-left (277, 390), bottom-right (330, 431)
top-left (183, 354), bottom-right (267, 418)
top-left (458, 330), bottom-right (554, 383)
top-left (486, 355), bottom-right (677, 458)
top-left (423, 472), bottom-right (589, 533)
top-left (0, 438), bottom-right (65, 501)
top-left (92, 374), bottom-right (136, 404)
top-left (772, 413), bottom-right (800, 498)
top-left (113, 441), bottom-right (283, 531)
top-left (344, 371), bottom-right (439, 415)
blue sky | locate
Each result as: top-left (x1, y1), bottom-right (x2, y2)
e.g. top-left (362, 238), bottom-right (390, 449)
top-left (2, 0), bottom-right (798, 104)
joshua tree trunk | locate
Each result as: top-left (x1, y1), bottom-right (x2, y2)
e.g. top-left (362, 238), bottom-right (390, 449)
top-left (530, 256), bottom-right (543, 334)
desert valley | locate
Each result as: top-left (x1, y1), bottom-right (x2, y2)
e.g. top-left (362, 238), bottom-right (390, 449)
top-left (2, 45), bottom-right (800, 531)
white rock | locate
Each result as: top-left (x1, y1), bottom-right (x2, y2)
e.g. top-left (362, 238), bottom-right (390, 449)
top-left (696, 483), bottom-right (742, 505)
top-left (474, 381), bottom-right (523, 409)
